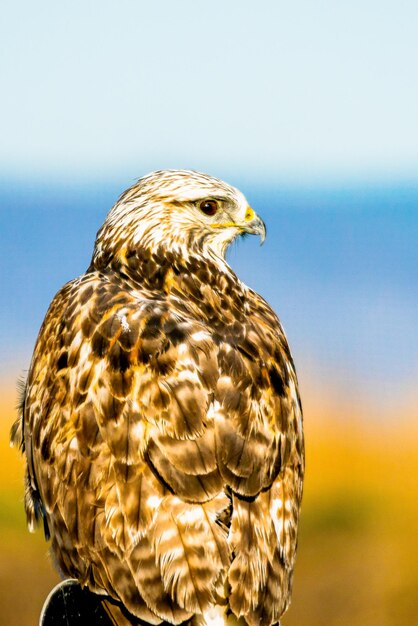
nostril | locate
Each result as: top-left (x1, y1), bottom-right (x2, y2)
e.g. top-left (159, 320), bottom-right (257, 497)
top-left (245, 207), bottom-right (255, 222)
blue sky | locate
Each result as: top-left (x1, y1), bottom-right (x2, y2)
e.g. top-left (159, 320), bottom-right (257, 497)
top-left (1, 179), bottom-right (416, 417)
top-left (1, 2), bottom-right (417, 418)
top-left (1, 1), bottom-right (418, 180)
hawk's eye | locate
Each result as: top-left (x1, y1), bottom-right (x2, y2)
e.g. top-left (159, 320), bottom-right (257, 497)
top-left (199, 200), bottom-right (218, 216)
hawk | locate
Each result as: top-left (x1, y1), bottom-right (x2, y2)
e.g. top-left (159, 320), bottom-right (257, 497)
top-left (11, 170), bottom-right (304, 626)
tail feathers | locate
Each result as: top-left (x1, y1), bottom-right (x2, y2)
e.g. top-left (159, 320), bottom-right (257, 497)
top-left (101, 596), bottom-right (149, 626)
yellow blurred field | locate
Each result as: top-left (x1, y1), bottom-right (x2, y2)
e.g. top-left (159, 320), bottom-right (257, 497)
top-left (1, 380), bottom-right (417, 626)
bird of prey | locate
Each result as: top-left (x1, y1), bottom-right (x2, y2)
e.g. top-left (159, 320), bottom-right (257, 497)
top-left (11, 170), bottom-right (304, 626)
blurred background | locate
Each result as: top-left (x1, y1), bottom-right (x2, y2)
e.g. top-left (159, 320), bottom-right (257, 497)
top-left (0, 1), bottom-right (417, 624)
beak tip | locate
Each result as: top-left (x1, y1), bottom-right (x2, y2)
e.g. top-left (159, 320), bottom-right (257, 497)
top-left (243, 214), bottom-right (266, 244)
top-left (259, 220), bottom-right (267, 245)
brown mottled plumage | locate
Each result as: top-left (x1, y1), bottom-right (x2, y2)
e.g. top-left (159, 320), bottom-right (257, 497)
top-left (11, 170), bottom-right (304, 626)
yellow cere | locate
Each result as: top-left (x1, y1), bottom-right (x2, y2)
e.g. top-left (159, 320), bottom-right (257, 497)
top-left (244, 206), bottom-right (255, 222)
top-left (212, 208), bottom-right (255, 229)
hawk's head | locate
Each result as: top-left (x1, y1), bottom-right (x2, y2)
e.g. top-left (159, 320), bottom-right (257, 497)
top-left (92, 170), bottom-right (266, 268)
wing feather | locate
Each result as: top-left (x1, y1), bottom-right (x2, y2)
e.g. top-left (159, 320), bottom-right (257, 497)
top-left (18, 256), bottom-right (304, 626)
top-left (22, 274), bottom-right (230, 620)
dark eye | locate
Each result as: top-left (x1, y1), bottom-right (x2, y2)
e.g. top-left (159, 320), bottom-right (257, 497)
top-left (199, 199), bottom-right (218, 216)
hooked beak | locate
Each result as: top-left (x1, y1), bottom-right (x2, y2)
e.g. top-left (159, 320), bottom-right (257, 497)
top-left (211, 207), bottom-right (267, 244)
top-left (244, 213), bottom-right (266, 244)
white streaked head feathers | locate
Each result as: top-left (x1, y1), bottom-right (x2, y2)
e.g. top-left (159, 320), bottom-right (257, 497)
top-left (92, 169), bottom-right (253, 266)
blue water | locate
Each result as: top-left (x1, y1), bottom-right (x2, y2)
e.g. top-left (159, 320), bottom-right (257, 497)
top-left (1, 177), bottom-right (417, 413)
